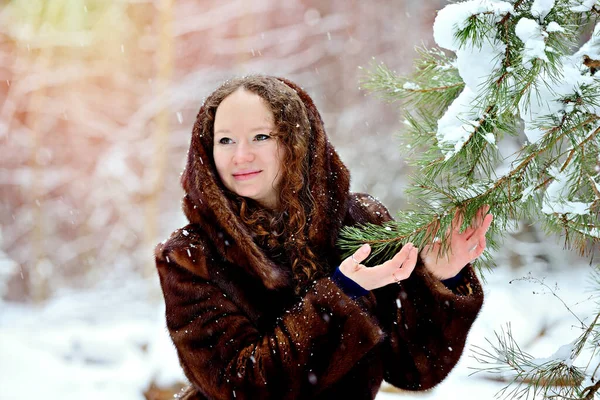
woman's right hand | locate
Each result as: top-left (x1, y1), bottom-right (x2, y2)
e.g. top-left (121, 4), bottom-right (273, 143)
top-left (338, 243), bottom-right (418, 290)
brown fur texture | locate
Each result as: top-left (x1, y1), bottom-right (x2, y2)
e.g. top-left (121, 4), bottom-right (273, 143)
top-left (155, 77), bottom-right (484, 399)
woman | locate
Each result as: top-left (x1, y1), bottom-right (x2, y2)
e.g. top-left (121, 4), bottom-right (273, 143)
top-left (155, 75), bottom-right (492, 399)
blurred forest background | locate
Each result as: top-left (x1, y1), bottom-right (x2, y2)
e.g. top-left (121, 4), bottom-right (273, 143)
top-left (0, 0), bottom-right (579, 304)
top-left (0, 0), bottom-right (451, 303)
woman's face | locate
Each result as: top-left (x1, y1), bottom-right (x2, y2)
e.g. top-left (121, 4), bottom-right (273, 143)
top-left (213, 88), bottom-right (284, 209)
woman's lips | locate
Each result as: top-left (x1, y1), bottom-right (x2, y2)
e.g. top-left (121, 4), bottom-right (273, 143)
top-left (233, 171), bottom-right (261, 181)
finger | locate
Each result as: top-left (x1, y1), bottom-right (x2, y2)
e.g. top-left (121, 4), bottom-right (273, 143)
top-left (340, 243), bottom-right (371, 272)
top-left (477, 236), bottom-right (487, 255)
top-left (466, 231), bottom-right (487, 257)
top-left (353, 243), bottom-right (372, 264)
top-left (452, 209), bottom-right (464, 232)
top-left (380, 243), bottom-right (415, 272)
top-left (470, 213), bottom-right (493, 240)
top-left (392, 248), bottom-right (418, 281)
top-left (476, 216), bottom-right (492, 250)
top-left (477, 205), bottom-right (491, 225)
top-left (389, 247), bottom-right (418, 283)
top-left (466, 206), bottom-right (491, 240)
top-left (471, 207), bottom-right (482, 229)
top-left (482, 213), bottom-right (493, 231)
top-left (462, 226), bottom-right (476, 240)
top-left (471, 236), bottom-right (487, 261)
top-left (465, 234), bottom-right (481, 253)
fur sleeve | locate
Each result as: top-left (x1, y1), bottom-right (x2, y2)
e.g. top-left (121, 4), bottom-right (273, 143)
top-left (347, 193), bottom-right (484, 390)
top-left (155, 237), bottom-right (384, 400)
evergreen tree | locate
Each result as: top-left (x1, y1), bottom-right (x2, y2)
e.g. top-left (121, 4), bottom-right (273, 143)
top-left (339, 0), bottom-right (600, 398)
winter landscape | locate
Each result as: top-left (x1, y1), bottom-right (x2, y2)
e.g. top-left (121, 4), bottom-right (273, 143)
top-left (1, 0), bottom-right (599, 399)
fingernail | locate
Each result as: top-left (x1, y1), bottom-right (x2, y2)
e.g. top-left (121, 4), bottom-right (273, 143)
top-left (360, 244), bottom-right (369, 252)
top-left (406, 243), bottom-right (413, 250)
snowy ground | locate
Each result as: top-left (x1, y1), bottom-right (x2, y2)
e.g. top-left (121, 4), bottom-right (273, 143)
top-left (0, 259), bottom-right (595, 400)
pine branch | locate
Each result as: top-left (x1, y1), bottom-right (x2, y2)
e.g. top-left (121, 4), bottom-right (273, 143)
top-left (340, 104), bottom-right (597, 262)
top-left (470, 323), bottom-right (585, 400)
top-left (359, 47), bottom-right (464, 117)
top-left (351, 1), bottom-right (600, 396)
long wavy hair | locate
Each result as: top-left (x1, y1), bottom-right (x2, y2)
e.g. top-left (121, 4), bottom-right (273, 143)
top-left (199, 76), bottom-right (323, 294)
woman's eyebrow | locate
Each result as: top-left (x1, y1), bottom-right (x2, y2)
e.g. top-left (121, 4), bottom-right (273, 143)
top-left (250, 126), bottom-right (274, 132)
top-left (215, 126), bottom-right (273, 135)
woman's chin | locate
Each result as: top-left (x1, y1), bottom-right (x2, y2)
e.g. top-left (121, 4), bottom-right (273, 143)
top-left (235, 188), bottom-right (263, 202)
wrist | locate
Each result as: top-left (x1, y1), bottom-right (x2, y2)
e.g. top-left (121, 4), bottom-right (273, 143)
top-left (441, 270), bottom-right (465, 289)
top-left (437, 264), bottom-right (468, 281)
top-left (331, 267), bottom-right (369, 299)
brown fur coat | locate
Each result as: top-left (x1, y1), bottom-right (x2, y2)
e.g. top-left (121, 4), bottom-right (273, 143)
top-left (155, 77), bottom-right (484, 399)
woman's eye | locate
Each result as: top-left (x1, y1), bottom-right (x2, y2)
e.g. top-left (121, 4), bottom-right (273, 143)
top-left (255, 134), bottom-right (271, 141)
top-left (218, 137), bottom-right (234, 145)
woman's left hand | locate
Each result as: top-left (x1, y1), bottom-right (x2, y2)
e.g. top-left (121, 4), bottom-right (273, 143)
top-left (419, 205), bottom-right (493, 280)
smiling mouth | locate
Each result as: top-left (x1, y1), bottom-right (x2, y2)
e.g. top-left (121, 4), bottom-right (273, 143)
top-left (233, 171), bottom-right (262, 180)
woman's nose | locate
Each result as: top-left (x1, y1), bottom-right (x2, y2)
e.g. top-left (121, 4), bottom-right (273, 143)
top-left (233, 142), bottom-right (255, 164)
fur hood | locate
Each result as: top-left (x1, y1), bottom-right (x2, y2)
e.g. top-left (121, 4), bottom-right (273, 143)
top-left (179, 77), bottom-right (350, 290)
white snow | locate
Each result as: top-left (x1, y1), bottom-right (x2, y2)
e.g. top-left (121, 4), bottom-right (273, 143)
top-left (433, 0), bottom-right (513, 158)
top-left (436, 87), bottom-right (481, 160)
top-left (433, 0), bottom-right (514, 52)
top-left (515, 20), bottom-right (600, 145)
top-left (546, 21), bottom-right (565, 33)
top-left (574, 226), bottom-right (600, 238)
top-left (515, 18), bottom-right (549, 65)
top-left (542, 165), bottom-right (593, 215)
top-left (0, 278), bottom-right (185, 400)
top-left (433, 2), bottom-right (600, 157)
top-left (521, 185), bottom-right (537, 202)
top-left (455, 37), bottom-right (506, 91)
top-left (531, 0), bottom-right (556, 21)
top-left (433, 1), bottom-right (511, 89)
top-left (529, 339), bottom-right (577, 369)
top-left (570, 0), bottom-right (597, 13)
top-left (402, 82), bottom-right (421, 90)
top-left (482, 132), bottom-right (495, 145)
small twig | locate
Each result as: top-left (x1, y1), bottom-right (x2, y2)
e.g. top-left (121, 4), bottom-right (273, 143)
top-left (511, 276), bottom-right (585, 327)
top-left (588, 174), bottom-right (600, 200)
top-left (560, 125), bottom-right (600, 173)
top-left (582, 378), bottom-right (600, 400)
top-left (534, 176), bottom-right (554, 192)
top-left (498, 0), bottom-right (526, 26)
